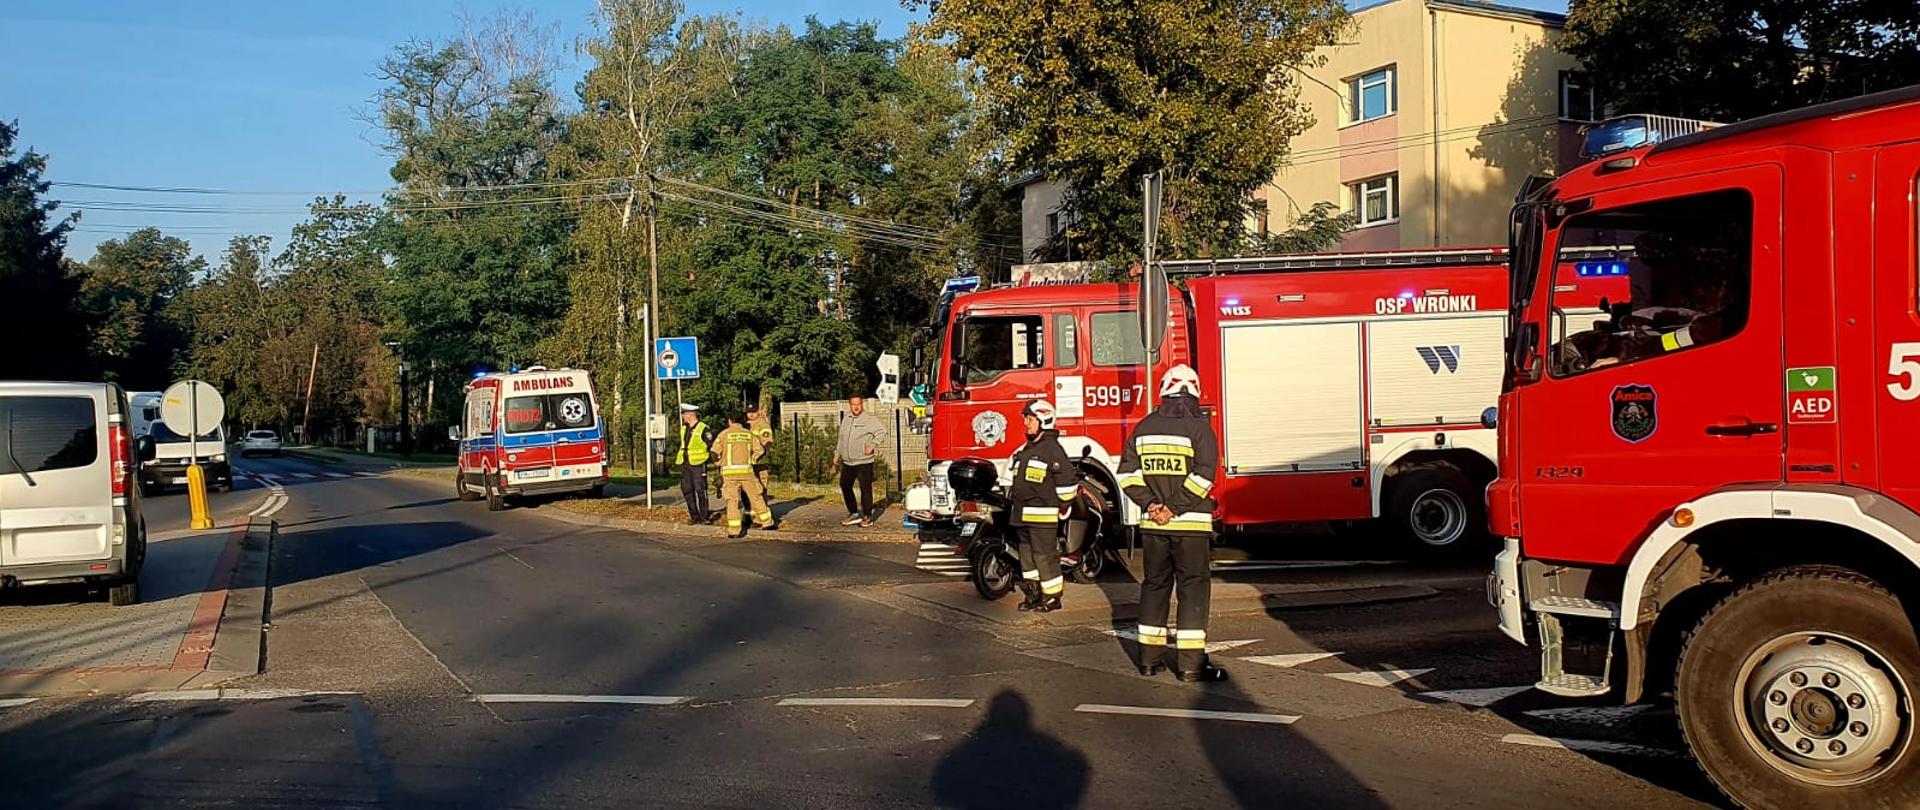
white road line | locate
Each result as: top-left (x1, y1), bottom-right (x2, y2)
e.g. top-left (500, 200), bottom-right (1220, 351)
top-left (246, 492), bottom-right (287, 518)
top-left (1500, 734), bottom-right (1683, 759)
top-left (327, 472), bottom-right (353, 479)
top-left (1075, 704), bottom-right (1300, 725)
top-left (1522, 704), bottom-right (1656, 725)
top-left (1209, 560), bottom-right (1402, 571)
top-left (930, 571), bottom-right (967, 577)
top-left (1238, 652), bottom-right (1341, 669)
top-left (0, 698), bottom-right (38, 708)
top-left (1324, 668), bottom-right (1434, 688)
top-left (776, 697), bottom-right (975, 708)
top-left (920, 542), bottom-right (956, 549)
top-left (1418, 686), bottom-right (1533, 707)
top-left (472, 694), bottom-right (690, 705)
top-left (129, 689), bottom-right (357, 703)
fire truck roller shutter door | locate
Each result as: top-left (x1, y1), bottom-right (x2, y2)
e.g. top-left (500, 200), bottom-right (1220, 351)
top-left (1220, 321), bottom-right (1365, 473)
top-left (1365, 316), bottom-right (1506, 427)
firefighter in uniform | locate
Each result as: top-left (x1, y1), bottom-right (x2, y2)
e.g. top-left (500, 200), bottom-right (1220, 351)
top-left (1118, 365), bottom-right (1226, 682)
top-left (676, 403), bottom-right (715, 525)
top-left (717, 411), bottom-right (775, 537)
top-left (1006, 400), bottom-right (1078, 612)
top-left (748, 402), bottom-right (774, 488)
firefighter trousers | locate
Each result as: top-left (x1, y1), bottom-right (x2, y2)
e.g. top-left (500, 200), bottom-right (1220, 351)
top-left (721, 474), bottom-right (773, 534)
top-left (1136, 530), bottom-right (1212, 673)
top-left (1015, 523), bottom-right (1064, 598)
top-left (680, 465), bottom-right (711, 521)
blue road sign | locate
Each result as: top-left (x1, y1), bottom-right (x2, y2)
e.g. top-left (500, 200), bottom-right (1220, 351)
top-left (655, 337), bottom-right (700, 380)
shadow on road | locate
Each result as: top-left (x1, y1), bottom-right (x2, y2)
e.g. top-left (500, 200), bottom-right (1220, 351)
top-left (931, 690), bottom-right (1087, 810)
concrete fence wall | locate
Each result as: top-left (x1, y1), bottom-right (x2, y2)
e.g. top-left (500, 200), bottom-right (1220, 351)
top-left (777, 399), bottom-right (928, 487)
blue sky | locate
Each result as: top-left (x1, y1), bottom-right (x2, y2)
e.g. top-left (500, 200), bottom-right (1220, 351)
top-left (2, 0), bottom-right (1563, 263)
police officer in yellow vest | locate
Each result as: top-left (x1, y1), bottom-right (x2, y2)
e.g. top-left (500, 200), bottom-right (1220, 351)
top-left (718, 411), bottom-right (776, 537)
top-left (676, 403), bottom-right (715, 525)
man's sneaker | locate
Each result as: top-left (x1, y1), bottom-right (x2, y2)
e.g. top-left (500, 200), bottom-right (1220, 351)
top-left (859, 516), bottom-right (875, 528)
top-left (841, 515), bottom-right (863, 526)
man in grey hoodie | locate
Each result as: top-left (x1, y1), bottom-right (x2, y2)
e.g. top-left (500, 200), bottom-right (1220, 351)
top-left (832, 395), bottom-right (883, 527)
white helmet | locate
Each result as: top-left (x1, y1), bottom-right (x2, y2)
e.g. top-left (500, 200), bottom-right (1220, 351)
top-left (1160, 364), bottom-right (1201, 398)
top-left (1022, 399), bottom-right (1057, 430)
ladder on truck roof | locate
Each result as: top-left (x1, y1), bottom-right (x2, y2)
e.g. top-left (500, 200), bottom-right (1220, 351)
top-left (1159, 247), bottom-right (1508, 276)
top-left (1159, 245), bottom-right (1632, 276)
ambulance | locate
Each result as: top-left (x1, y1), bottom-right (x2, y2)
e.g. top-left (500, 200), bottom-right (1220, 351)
top-left (905, 248), bottom-right (1621, 555)
top-left (452, 367), bottom-right (608, 510)
top-left (1491, 90), bottom-right (1920, 809)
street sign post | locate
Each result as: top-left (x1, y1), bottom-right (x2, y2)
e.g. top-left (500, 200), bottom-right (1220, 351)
top-left (655, 337), bottom-right (701, 381)
top-left (161, 380), bottom-right (225, 530)
top-left (1139, 171), bottom-right (1168, 413)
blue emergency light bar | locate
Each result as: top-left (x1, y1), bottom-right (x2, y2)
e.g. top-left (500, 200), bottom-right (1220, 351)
top-left (1575, 260), bottom-right (1629, 278)
top-left (1580, 115), bottom-right (1721, 161)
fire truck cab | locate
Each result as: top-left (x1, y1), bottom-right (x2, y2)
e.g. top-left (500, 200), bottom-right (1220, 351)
top-left (453, 367), bottom-right (608, 511)
top-left (1492, 89), bottom-right (1920, 809)
top-left (913, 249), bottom-right (1567, 555)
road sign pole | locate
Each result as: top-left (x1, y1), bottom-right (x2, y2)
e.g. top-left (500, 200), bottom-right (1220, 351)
top-left (642, 306), bottom-right (653, 508)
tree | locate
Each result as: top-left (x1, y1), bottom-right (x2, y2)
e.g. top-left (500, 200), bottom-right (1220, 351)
top-left (0, 120), bottom-right (89, 380)
top-left (74, 227), bottom-right (203, 388)
top-left (1563, 0), bottom-right (1920, 122)
top-left (370, 12), bottom-right (572, 426)
top-left (180, 235), bottom-right (277, 427)
top-left (920, 0), bottom-right (1349, 262)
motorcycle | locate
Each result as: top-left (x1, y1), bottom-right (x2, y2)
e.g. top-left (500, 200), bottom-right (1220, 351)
top-left (944, 454), bottom-right (1112, 601)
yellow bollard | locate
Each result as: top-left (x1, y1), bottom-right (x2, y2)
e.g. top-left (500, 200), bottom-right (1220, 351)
top-left (187, 463), bottom-right (215, 530)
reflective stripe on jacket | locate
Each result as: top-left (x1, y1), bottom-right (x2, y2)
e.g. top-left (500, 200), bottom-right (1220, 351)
top-left (718, 427), bottom-right (757, 477)
top-left (1007, 430), bottom-right (1076, 526)
top-left (677, 422), bottom-right (713, 466)
top-left (1117, 400), bottom-right (1219, 533)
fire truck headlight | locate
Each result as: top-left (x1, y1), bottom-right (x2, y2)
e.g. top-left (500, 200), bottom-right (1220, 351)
top-left (1671, 507), bottom-right (1696, 528)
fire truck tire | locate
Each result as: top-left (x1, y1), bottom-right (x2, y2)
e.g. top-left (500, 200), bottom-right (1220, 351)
top-left (455, 467), bottom-right (481, 502)
top-left (1386, 465), bottom-right (1485, 555)
top-left (485, 473), bottom-right (506, 512)
top-left (1675, 566), bottom-right (1919, 810)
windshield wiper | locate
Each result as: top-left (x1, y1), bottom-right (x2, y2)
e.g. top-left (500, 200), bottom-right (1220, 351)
top-left (5, 410), bottom-right (36, 487)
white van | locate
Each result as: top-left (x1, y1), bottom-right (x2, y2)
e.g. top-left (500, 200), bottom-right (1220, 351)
top-left (141, 419), bottom-right (230, 494)
top-left (0, 382), bottom-right (148, 605)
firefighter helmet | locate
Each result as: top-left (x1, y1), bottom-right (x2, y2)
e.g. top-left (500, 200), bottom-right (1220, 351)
top-left (1022, 399), bottom-right (1057, 430)
top-left (1160, 364), bottom-right (1201, 398)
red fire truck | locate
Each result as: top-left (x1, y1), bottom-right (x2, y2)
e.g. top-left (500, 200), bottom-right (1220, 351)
top-left (452, 366), bottom-right (608, 510)
top-left (1491, 89), bottom-right (1920, 809)
top-left (905, 249), bottom-right (1619, 555)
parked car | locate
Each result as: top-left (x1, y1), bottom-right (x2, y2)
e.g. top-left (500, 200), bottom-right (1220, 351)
top-left (241, 429), bottom-right (283, 457)
top-left (140, 420), bottom-right (230, 494)
top-left (0, 381), bottom-right (148, 605)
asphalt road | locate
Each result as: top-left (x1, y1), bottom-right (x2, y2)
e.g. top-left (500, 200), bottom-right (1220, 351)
top-left (0, 453), bottom-right (1726, 809)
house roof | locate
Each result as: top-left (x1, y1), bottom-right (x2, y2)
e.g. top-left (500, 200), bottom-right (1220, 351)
top-left (1350, 0), bottom-right (1566, 28)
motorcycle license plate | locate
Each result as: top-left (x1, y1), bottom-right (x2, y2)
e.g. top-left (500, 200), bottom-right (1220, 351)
top-left (959, 522), bottom-right (978, 538)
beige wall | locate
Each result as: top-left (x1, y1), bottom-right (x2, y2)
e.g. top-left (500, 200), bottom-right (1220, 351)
top-left (1262, 0), bottom-right (1582, 251)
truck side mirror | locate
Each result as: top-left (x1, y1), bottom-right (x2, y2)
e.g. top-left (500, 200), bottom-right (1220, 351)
top-left (447, 425), bottom-right (462, 442)
top-left (136, 435), bottom-right (156, 463)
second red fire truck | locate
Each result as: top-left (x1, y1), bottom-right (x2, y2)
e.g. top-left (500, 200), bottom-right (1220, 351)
top-left (1492, 88), bottom-right (1920, 809)
top-left (906, 249), bottom-right (1621, 555)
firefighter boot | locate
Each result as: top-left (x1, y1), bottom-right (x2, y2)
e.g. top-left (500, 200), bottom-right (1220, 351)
top-left (1136, 647), bottom-right (1168, 677)
top-left (1176, 654), bottom-right (1229, 683)
top-left (1034, 594), bottom-right (1062, 613)
top-left (1016, 580), bottom-right (1043, 611)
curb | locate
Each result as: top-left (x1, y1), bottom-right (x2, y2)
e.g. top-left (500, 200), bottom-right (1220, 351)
top-left (207, 519), bottom-right (273, 677)
top-left (525, 499), bottom-right (918, 545)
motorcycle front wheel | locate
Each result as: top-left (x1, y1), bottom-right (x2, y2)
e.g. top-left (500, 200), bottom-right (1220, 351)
top-left (971, 545), bottom-right (1018, 601)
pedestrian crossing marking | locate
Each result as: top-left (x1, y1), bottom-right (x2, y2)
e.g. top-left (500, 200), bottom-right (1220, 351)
top-left (1239, 652), bottom-right (1340, 668)
top-left (1323, 668), bottom-right (1433, 688)
top-left (1075, 704), bottom-right (1299, 725)
top-left (1417, 686), bottom-right (1533, 707)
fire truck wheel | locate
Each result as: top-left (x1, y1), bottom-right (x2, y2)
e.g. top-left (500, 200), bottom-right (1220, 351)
top-left (1675, 566), bottom-right (1919, 810)
top-left (455, 467), bottom-right (481, 502)
top-left (1386, 465), bottom-right (1484, 555)
top-left (485, 473), bottom-right (507, 512)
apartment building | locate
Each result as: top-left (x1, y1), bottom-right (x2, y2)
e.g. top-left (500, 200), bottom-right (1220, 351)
top-left (1263, 0), bottom-right (1590, 250)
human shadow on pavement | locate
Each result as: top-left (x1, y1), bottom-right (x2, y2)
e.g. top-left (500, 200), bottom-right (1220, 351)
top-left (1193, 674), bottom-right (1392, 810)
top-left (931, 690), bottom-right (1088, 810)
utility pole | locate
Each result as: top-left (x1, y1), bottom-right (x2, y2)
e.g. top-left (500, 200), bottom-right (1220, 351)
top-left (300, 343), bottom-right (319, 445)
top-left (647, 192), bottom-right (663, 475)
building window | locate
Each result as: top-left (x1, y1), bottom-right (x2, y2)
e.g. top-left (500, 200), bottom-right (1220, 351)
top-left (1045, 211), bottom-right (1060, 236)
top-left (1348, 66), bottom-right (1397, 123)
top-left (1349, 174), bottom-right (1399, 227)
top-left (1560, 71), bottom-right (1600, 121)
top-left (1255, 207), bottom-right (1270, 237)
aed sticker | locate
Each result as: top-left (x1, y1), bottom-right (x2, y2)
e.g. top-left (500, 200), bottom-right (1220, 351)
top-left (1610, 384), bottom-right (1657, 443)
top-left (1786, 366), bottom-right (1837, 424)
